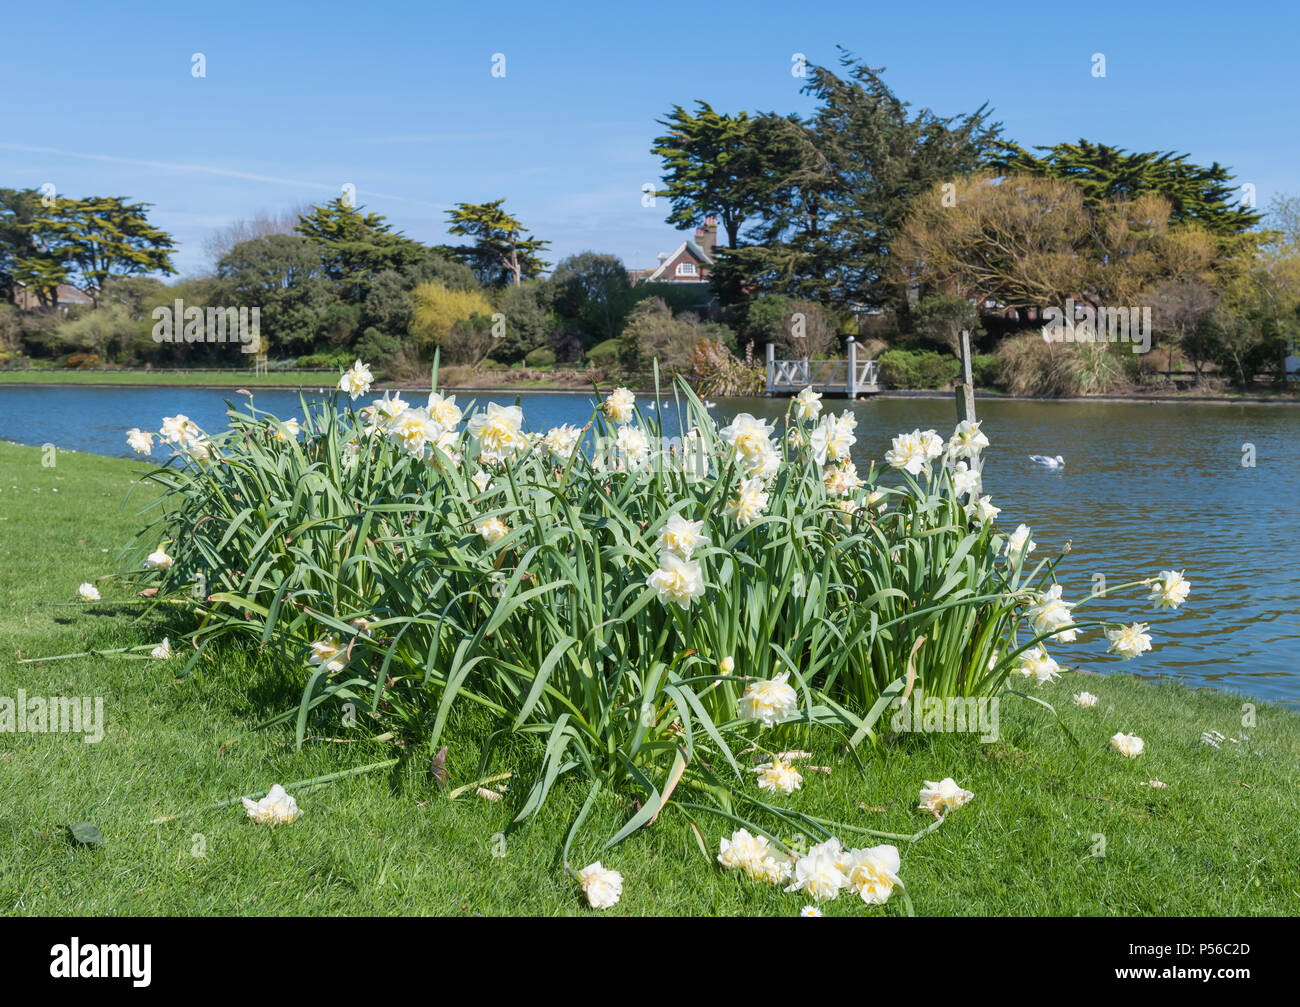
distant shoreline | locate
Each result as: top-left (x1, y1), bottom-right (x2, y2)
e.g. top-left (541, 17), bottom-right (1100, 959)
top-left (1, 377), bottom-right (1297, 405)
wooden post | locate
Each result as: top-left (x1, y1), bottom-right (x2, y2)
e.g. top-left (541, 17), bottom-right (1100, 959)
top-left (954, 329), bottom-right (976, 423)
top-left (765, 342), bottom-right (775, 397)
top-left (846, 336), bottom-right (857, 398)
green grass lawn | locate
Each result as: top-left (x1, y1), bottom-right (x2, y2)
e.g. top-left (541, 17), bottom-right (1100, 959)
top-left (1, 440), bottom-right (1297, 916)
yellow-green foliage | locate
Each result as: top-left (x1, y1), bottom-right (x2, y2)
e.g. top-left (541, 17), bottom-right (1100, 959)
top-left (409, 282), bottom-right (495, 348)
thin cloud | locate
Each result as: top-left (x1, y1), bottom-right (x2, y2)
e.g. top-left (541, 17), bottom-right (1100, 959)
top-left (0, 142), bottom-right (444, 209)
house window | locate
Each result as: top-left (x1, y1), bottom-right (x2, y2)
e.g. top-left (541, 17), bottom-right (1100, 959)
top-left (675, 261), bottom-right (698, 278)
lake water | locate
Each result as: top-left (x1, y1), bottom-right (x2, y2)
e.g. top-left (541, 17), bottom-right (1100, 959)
top-left (2, 384), bottom-right (1297, 706)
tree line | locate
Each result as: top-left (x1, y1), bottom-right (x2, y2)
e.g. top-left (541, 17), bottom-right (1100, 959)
top-left (3, 48), bottom-right (1297, 392)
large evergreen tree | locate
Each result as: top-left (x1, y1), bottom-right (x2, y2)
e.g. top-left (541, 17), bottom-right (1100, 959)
top-left (28, 195), bottom-right (176, 305)
top-left (651, 103), bottom-right (766, 251)
top-left (0, 187), bottom-right (65, 305)
top-left (663, 51), bottom-right (1002, 310)
top-left (989, 139), bottom-right (1262, 236)
top-left (296, 197), bottom-right (427, 300)
top-left (445, 199), bottom-right (549, 287)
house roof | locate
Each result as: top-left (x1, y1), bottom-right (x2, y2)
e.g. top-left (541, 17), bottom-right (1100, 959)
top-left (644, 240), bottom-right (714, 282)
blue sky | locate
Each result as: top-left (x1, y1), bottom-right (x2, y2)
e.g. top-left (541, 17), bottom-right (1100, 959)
top-left (4, 0), bottom-right (1297, 277)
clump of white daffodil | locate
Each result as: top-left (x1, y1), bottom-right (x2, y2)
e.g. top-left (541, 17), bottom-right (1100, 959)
top-left (121, 369), bottom-right (1194, 888)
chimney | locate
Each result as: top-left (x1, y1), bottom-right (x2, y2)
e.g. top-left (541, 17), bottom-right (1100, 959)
top-left (697, 216), bottom-right (718, 258)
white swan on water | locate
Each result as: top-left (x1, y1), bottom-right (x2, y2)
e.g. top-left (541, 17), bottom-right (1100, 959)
top-left (1029, 454), bottom-right (1065, 469)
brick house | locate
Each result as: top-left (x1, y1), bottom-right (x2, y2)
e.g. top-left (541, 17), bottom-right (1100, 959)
top-left (12, 282), bottom-right (95, 312)
top-left (634, 217), bottom-right (718, 284)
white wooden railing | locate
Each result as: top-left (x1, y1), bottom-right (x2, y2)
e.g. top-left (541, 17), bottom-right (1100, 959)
top-left (765, 339), bottom-right (878, 396)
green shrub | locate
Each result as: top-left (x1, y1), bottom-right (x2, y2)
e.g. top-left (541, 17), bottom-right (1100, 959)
top-left (296, 350), bottom-right (354, 369)
top-left (875, 349), bottom-right (962, 389)
top-left (355, 327), bottom-right (400, 364)
top-left (586, 338), bottom-right (622, 369)
top-left (970, 354), bottom-right (1001, 388)
top-left (524, 346), bottom-right (557, 368)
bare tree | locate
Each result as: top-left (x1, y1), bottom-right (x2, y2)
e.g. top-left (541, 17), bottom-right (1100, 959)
top-left (203, 204), bottom-right (314, 264)
top-left (1148, 279), bottom-right (1218, 378)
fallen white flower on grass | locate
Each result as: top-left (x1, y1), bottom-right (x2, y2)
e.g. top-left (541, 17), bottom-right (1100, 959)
top-left (717, 829), bottom-right (790, 885)
top-left (1149, 570), bottom-right (1191, 609)
top-left (1110, 732), bottom-right (1145, 757)
top-left (602, 387), bottom-right (636, 425)
top-left (577, 861), bottom-right (623, 909)
top-left (1139, 779), bottom-right (1168, 789)
top-left (151, 637), bottom-right (172, 660)
top-left (843, 844), bottom-right (902, 905)
top-left (1201, 729), bottom-right (1226, 748)
top-left (738, 672), bottom-right (798, 727)
top-left (754, 759), bottom-right (803, 795)
top-left (918, 778), bottom-right (974, 816)
top-left (800, 905), bottom-right (824, 917)
top-left (242, 784), bottom-right (301, 825)
top-left (76, 582), bottom-right (100, 602)
top-left (144, 547), bottom-right (173, 571)
top-left (784, 847), bottom-right (848, 902)
top-left (645, 552), bottom-right (706, 609)
top-left (1074, 691), bottom-right (1099, 708)
top-left (1106, 622), bottom-right (1153, 660)
top-left (125, 428), bottom-right (153, 455)
top-left (339, 359), bottom-right (374, 400)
